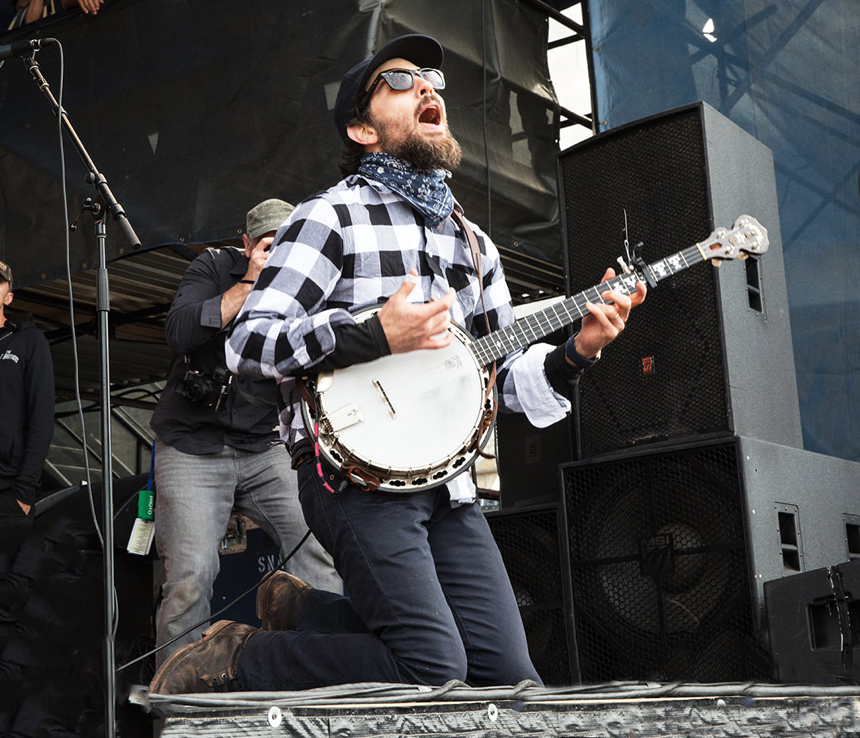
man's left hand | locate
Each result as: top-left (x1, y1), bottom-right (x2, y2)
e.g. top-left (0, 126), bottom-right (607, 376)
top-left (570, 268), bottom-right (647, 363)
top-left (67, 0), bottom-right (103, 14)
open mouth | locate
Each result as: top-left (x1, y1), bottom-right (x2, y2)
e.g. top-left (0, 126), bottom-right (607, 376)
top-left (418, 102), bottom-right (442, 126)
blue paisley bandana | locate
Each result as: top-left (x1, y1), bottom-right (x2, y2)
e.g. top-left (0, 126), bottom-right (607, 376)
top-left (358, 152), bottom-right (454, 227)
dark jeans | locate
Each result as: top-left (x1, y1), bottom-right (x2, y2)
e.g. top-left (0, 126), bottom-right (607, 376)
top-left (237, 462), bottom-right (542, 690)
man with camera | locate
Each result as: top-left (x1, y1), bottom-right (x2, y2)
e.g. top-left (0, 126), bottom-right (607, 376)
top-left (149, 199), bottom-right (340, 667)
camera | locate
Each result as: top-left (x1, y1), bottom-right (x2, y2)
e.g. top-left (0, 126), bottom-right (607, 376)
top-left (177, 366), bottom-right (233, 410)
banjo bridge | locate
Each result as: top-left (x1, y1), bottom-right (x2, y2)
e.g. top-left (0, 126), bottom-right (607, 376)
top-left (372, 378), bottom-right (397, 418)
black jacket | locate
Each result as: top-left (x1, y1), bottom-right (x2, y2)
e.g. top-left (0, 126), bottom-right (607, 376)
top-left (0, 320), bottom-right (55, 505)
top-left (150, 247), bottom-right (280, 455)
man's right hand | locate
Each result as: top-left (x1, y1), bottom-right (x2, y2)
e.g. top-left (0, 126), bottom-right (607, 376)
top-left (223, 235), bottom-right (276, 327)
top-left (377, 270), bottom-right (456, 353)
top-left (242, 235), bottom-right (274, 283)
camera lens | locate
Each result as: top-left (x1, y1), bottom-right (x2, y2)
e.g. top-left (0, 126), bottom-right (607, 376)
top-left (185, 377), bottom-right (208, 402)
top-left (178, 371), bottom-right (214, 404)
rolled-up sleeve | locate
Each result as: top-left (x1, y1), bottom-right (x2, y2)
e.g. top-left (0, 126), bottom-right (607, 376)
top-left (497, 344), bottom-right (572, 428)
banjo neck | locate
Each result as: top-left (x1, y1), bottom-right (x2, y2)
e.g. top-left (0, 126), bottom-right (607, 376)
top-left (469, 246), bottom-right (697, 366)
top-left (470, 215), bottom-right (769, 367)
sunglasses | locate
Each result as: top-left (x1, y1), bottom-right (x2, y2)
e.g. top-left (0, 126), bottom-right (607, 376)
top-left (364, 68), bottom-right (446, 102)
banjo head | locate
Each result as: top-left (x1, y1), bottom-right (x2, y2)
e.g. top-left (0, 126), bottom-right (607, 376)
top-left (306, 320), bottom-right (492, 492)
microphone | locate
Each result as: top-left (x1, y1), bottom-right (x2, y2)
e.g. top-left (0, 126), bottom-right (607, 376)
top-left (0, 38), bottom-right (58, 61)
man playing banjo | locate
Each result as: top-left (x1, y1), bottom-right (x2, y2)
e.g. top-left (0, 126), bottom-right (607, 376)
top-left (149, 33), bottom-right (646, 694)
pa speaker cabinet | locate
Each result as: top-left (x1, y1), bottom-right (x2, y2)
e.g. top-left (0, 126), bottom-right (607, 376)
top-left (560, 436), bottom-right (860, 684)
top-left (765, 560), bottom-right (860, 685)
top-left (485, 504), bottom-right (578, 686)
top-left (497, 412), bottom-right (573, 508)
top-left (558, 102), bottom-right (802, 459)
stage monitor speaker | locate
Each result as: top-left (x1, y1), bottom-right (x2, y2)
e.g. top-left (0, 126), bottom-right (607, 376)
top-left (2, 475), bottom-right (156, 737)
top-left (497, 413), bottom-right (573, 509)
top-left (560, 436), bottom-right (860, 684)
top-left (211, 525), bottom-right (281, 627)
top-left (497, 306), bottom-right (572, 508)
top-left (557, 102), bottom-right (802, 459)
top-left (765, 560), bottom-right (860, 685)
top-left (485, 504), bottom-right (577, 686)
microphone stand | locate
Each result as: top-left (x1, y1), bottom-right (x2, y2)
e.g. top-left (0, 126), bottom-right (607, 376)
top-left (19, 47), bottom-right (141, 738)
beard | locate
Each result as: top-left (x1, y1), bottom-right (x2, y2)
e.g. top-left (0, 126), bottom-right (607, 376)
top-left (394, 132), bottom-right (462, 172)
top-left (372, 107), bottom-right (462, 173)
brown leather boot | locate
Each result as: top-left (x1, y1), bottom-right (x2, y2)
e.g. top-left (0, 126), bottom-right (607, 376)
top-left (256, 571), bottom-right (313, 631)
top-left (148, 620), bottom-right (258, 694)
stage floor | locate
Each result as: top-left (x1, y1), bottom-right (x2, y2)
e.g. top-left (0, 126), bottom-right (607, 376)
top-left (148, 681), bottom-right (860, 737)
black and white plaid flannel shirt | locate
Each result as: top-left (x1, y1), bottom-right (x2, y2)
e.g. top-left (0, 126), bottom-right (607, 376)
top-left (226, 175), bottom-right (571, 502)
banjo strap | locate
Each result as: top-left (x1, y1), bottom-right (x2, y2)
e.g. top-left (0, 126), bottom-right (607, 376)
top-left (450, 209), bottom-right (491, 339)
top-left (297, 376), bottom-right (317, 416)
top-left (451, 209), bottom-right (498, 459)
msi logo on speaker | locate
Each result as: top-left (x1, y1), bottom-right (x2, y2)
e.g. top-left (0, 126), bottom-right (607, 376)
top-left (638, 532), bottom-right (676, 577)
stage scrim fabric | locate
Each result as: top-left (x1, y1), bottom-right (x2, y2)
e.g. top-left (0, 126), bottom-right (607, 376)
top-left (588, 0), bottom-right (860, 463)
top-left (0, 0), bottom-right (561, 287)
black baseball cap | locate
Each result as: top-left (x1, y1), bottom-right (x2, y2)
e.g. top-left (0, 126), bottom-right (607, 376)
top-left (333, 34), bottom-right (444, 144)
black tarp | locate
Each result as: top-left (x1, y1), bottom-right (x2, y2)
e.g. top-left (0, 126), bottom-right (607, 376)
top-left (588, 0), bottom-right (860, 463)
top-left (0, 0), bottom-right (561, 288)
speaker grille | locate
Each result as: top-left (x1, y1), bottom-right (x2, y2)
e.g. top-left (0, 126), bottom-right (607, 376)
top-left (560, 106), bottom-right (731, 458)
top-left (486, 506), bottom-right (575, 686)
top-left (562, 439), bottom-right (772, 683)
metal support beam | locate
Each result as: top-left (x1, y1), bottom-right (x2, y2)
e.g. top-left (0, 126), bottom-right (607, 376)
top-left (520, 0), bottom-right (585, 35)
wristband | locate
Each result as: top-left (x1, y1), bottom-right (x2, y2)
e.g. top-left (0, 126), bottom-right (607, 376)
top-left (564, 337), bottom-right (600, 369)
top-left (239, 279), bottom-right (255, 285)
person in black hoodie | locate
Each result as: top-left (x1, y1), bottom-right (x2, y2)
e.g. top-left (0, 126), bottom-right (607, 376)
top-left (0, 260), bottom-right (55, 523)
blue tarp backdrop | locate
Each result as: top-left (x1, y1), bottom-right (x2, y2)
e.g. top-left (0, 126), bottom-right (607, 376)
top-left (589, 0), bottom-right (860, 462)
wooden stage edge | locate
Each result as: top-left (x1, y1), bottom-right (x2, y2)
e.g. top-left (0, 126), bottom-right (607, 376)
top-left (147, 680), bottom-right (860, 737)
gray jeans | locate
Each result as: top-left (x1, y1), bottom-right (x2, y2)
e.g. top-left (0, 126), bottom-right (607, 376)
top-left (153, 439), bottom-right (341, 666)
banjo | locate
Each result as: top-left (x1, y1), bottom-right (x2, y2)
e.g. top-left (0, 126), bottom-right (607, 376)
top-left (301, 215), bottom-right (768, 493)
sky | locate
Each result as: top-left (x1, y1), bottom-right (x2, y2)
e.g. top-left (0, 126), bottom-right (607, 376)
top-left (548, 4), bottom-right (594, 151)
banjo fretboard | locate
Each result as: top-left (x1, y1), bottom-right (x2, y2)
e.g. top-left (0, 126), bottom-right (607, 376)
top-left (470, 243), bottom-right (713, 367)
